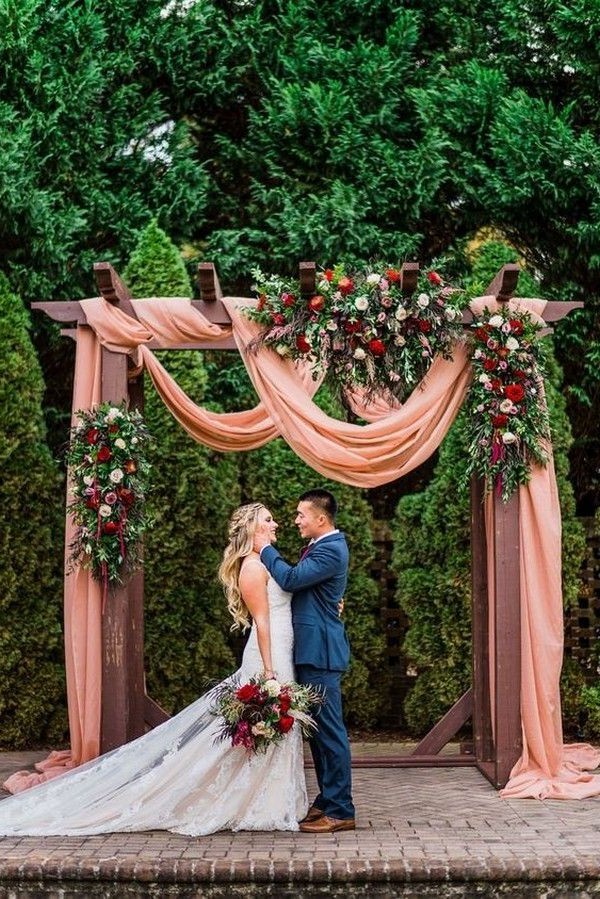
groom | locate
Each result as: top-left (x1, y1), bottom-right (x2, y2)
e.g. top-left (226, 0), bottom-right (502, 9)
top-left (255, 488), bottom-right (355, 833)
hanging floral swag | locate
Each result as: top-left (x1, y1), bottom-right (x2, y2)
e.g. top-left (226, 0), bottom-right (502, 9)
top-left (245, 265), bottom-right (550, 499)
top-left (65, 402), bottom-right (152, 596)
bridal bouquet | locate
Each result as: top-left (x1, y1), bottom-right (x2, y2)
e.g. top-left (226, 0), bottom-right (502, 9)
top-left (211, 675), bottom-right (324, 754)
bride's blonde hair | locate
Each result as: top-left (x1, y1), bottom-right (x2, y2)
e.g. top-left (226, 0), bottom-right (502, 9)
top-left (218, 502), bottom-right (266, 631)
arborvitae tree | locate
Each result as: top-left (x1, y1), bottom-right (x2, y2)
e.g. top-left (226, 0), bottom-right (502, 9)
top-left (241, 386), bottom-right (388, 727)
top-left (391, 242), bottom-right (586, 733)
top-left (0, 274), bottom-right (66, 748)
top-left (124, 222), bottom-right (239, 712)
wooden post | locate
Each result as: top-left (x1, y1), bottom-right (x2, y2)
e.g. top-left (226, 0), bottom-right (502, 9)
top-left (471, 477), bottom-right (494, 768)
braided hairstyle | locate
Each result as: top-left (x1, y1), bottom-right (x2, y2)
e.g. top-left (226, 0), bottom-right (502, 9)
top-left (218, 502), bottom-right (266, 631)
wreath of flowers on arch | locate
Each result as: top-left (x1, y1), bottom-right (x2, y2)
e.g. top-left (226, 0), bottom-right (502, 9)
top-left (65, 402), bottom-right (152, 597)
top-left (244, 265), bottom-right (551, 500)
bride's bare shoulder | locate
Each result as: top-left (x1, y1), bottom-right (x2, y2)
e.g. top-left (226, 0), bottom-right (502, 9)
top-left (239, 556), bottom-right (268, 583)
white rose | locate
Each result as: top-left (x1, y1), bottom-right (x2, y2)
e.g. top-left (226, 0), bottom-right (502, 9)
top-left (114, 438), bottom-right (127, 449)
top-left (394, 335), bottom-right (406, 347)
top-left (99, 504), bottom-right (112, 518)
top-left (131, 436), bottom-right (139, 445)
top-left (326, 320), bottom-right (338, 332)
top-left (109, 468), bottom-right (124, 483)
top-left (500, 399), bottom-right (513, 413)
top-left (395, 306), bottom-right (408, 321)
top-left (251, 721), bottom-right (275, 737)
top-left (353, 347), bottom-right (367, 360)
top-left (263, 678), bottom-right (281, 697)
top-left (417, 293), bottom-right (430, 309)
top-left (478, 373), bottom-right (490, 384)
top-left (105, 407), bottom-right (122, 423)
top-left (502, 432), bottom-right (518, 444)
top-left (83, 474), bottom-right (95, 486)
top-left (488, 315), bottom-right (504, 328)
top-left (506, 337), bottom-right (520, 351)
top-left (366, 273), bottom-right (380, 285)
top-left (445, 306), bottom-right (458, 321)
top-left (476, 404), bottom-right (485, 412)
top-left (355, 296), bottom-right (369, 312)
top-left (275, 344), bottom-right (291, 356)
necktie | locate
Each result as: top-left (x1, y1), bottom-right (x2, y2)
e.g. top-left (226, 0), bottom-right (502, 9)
top-left (299, 543), bottom-right (312, 560)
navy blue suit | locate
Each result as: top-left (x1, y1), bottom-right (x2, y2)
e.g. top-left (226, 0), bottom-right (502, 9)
top-left (260, 532), bottom-right (354, 820)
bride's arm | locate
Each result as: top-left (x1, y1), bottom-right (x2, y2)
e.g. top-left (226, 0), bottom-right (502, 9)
top-left (238, 561), bottom-right (275, 678)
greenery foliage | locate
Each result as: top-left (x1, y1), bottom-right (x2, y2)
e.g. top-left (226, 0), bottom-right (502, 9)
top-left (0, 274), bottom-right (66, 748)
top-left (391, 242), bottom-right (586, 733)
top-left (124, 221), bottom-right (240, 713)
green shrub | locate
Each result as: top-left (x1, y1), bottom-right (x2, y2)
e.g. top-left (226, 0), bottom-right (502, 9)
top-left (124, 221), bottom-right (240, 712)
top-left (0, 274), bottom-right (66, 748)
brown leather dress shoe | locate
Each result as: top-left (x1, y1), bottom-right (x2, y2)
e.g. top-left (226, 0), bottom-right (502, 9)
top-left (299, 805), bottom-right (324, 824)
top-left (299, 815), bottom-right (356, 833)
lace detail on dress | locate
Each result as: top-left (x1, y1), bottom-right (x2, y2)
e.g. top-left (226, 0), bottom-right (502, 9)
top-left (0, 577), bottom-right (308, 836)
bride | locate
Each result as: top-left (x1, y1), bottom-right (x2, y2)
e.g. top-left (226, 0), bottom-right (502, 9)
top-left (0, 503), bottom-right (308, 836)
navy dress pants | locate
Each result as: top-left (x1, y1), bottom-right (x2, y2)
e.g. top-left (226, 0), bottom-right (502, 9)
top-left (295, 664), bottom-right (355, 820)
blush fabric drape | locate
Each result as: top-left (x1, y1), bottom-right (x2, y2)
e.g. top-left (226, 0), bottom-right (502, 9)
top-left (5, 294), bottom-right (599, 799)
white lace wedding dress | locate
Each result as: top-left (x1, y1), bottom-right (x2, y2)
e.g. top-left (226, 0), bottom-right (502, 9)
top-left (0, 577), bottom-right (308, 836)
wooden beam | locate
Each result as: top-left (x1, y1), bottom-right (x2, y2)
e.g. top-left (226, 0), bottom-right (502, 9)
top-left (350, 755), bottom-right (476, 769)
top-left (197, 262), bottom-right (222, 302)
top-left (401, 262), bottom-right (419, 297)
top-left (471, 476), bottom-right (494, 764)
top-left (144, 694), bottom-right (170, 729)
top-left (411, 689), bottom-right (473, 756)
top-left (299, 261), bottom-right (316, 297)
top-left (94, 262), bottom-right (138, 321)
top-left (485, 264), bottom-right (520, 302)
top-left (31, 301), bottom-right (88, 323)
top-left (492, 489), bottom-right (522, 788)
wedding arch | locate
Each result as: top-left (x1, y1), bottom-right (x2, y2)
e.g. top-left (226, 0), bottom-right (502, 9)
top-left (22, 259), bottom-right (600, 801)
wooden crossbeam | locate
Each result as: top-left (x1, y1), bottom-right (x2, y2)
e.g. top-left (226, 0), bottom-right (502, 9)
top-left (300, 261), bottom-right (317, 297)
top-left (197, 262), bottom-right (222, 302)
top-left (411, 689), bottom-right (473, 756)
top-left (400, 262), bottom-right (419, 297)
top-left (94, 262), bottom-right (137, 320)
top-left (486, 263), bottom-right (520, 302)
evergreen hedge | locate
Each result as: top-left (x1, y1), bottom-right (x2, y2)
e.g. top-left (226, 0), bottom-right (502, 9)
top-left (124, 221), bottom-right (240, 713)
top-left (0, 274), bottom-right (66, 748)
top-left (391, 243), bottom-right (586, 733)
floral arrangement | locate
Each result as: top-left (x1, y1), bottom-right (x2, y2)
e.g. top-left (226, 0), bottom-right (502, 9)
top-left (65, 402), bottom-right (152, 595)
top-left (211, 674), bottom-right (324, 754)
top-left (246, 265), bottom-right (463, 400)
top-left (465, 307), bottom-right (550, 500)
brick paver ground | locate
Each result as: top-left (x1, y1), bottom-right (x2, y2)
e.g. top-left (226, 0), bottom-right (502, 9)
top-left (1, 748), bottom-right (600, 895)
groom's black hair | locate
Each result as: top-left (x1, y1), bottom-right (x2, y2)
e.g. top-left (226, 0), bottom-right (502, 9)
top-left (299, 488), bottom-right (338, 522)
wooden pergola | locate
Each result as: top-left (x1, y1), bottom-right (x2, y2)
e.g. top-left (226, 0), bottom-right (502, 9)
top-left (33, 261), bottom-right (582, 789)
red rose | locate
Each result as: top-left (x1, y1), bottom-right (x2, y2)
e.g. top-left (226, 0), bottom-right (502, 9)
top-left (103, 521), bottom-right (119, 535)
top-left (427, 271), bottom-right (443, 285)
top-left (337, 276), bottom-right (354, 295)
top-left (497, 348), bottom-right (508, 359)
top-left (277, 714), bottom-right (295, 734)
top-left (483, 358), bottom-right (497, 371)
top-left (343, 321), bottom-right (362, 334)
top-left (323, 269), bottom-right (334, 282)
top-left (417, 319), bottom-right (432, 333)
top-left (308, 294), bottom-right (325, 312)
top-left (271, 312), bottom-right (286, 325)
top-left (474, 327), bottom-right (489, 342)
top-left (368, 338), bottom-right (387, 356)
top-left (279, 693), bottom-right (292, 713)
top-left (504, 384), bottom-right (525, 402)
top-left (509, 319), bottom-right (524, 335)
top-left (97, 445), bottom-right (112, 462)
top-left (490, 378), bottom-right (503, 392)
top-left (513, 369), bottom-right (527, 381)
top-left (295, 334), bottom-right (311, 354)
top-left (85, 428), bottom-right (100, 445)
top-left (117, 487), bottom-right (135, 507)
top-left (108, 424), bottom-right (120, 434)
top-left (236, 683), bottom-right (260, 703)
top-left (281, 292), bottom-right (296, 308)
top-left (124, 459), bottom-right (137, 474)
top-left (491, 414), bottom-right (509, 428)
top-left (385, 268), bottom-right (401, 283)
top-left (85, 496), bottom-right (100, 510)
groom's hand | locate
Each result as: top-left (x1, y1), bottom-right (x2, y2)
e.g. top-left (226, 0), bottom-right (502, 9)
top-left (253, 522), bottom-right (272, 555)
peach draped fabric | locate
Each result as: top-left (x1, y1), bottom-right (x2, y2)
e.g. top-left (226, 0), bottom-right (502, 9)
top-left (5, 294), bottom-right (599, 800)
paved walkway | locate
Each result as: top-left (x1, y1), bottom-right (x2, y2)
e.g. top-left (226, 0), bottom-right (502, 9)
top-left (1, 749), bottom-right (600, 896)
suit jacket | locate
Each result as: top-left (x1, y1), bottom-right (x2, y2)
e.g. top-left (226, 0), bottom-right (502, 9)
top-left (260, 532), bottom-right (350, 671)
